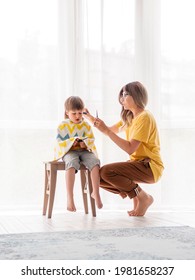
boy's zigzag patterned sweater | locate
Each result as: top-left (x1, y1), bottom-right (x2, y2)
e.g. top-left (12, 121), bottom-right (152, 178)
top-left (54, 119), bottom-right (98, 160)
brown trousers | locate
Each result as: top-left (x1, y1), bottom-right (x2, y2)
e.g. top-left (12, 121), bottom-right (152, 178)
top-left (100, 159), bottom-right (155, 199)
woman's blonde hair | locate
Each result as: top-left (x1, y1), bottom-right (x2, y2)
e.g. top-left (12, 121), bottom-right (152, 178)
top-left (64, 96), bottom-right (84, 119)
top-left (118, 81), bottom-right (148, 127)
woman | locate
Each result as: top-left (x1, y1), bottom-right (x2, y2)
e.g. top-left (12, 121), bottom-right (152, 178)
top-left (84, 81), bottom-right (164, 216)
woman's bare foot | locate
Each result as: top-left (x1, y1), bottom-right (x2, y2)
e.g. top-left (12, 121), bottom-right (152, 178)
top-left (127, 191), bottom-right (153, 216)
top-left (67, 198), bottom-right (76, 212)
top-left (127, 196), bottom-right (139, 215)
top-left (91, 192), bottom-right (103, 209)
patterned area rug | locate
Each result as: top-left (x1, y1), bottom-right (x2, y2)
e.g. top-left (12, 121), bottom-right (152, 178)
top-left (0, 226), bottom-right (195, 260)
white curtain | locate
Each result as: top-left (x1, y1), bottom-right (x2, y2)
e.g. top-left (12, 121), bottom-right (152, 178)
top-left (0, 0), bottom-right (195, 212)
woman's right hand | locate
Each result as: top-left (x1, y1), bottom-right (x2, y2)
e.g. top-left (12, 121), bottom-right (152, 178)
top-left (94, 118), bottom-right (110, 135)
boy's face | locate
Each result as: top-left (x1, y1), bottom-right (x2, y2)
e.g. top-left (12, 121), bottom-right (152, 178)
top-left (66, 110), bottom-right (83, 123)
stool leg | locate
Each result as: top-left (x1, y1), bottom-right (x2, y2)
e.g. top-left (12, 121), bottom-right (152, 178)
top-left (87, 170), bottom-right (96, 217)
top-left (47, 167), bottom-right (57, 218)
top-left (80, 170), bottom-right (89, 214)
top-left (43, 165), bottom-right (49, 215)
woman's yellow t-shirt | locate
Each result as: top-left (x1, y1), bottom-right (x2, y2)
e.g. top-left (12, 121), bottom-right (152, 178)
top-left (118, 110), bottom-right (164, 182)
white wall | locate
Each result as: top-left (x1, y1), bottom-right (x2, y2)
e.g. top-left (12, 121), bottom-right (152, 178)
top-left (1, 0), bottom-right (195, 213)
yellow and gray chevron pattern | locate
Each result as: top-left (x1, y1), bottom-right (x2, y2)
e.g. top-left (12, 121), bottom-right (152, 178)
top-left (54, 119), bottom-right (98, 160)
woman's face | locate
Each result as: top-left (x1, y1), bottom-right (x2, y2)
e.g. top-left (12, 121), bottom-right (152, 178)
top-left (120, 92), bottom-right (135, 110)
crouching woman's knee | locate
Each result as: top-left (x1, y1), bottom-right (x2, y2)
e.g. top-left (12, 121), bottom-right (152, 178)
top-left (100, 164), bottom-right (112, 180)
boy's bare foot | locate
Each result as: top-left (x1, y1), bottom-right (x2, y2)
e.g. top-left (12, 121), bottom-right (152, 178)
top-left (67, 205), bottom-right (76, 212)
top-left (67, 199), bottom-right (76, 212)
top-left (127, 192), bottom-right (153, 217)
top-left (67, 206), bottom-right (76, 212)
top-left (91, 193), bottom-right (103, 209)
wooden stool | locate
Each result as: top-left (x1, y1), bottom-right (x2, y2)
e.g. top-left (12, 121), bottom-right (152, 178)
top-left (43, 161), bottom-right (96, 218)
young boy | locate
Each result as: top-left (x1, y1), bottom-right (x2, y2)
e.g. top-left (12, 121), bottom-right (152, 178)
top-left (54, 96), bottom-right (103, 211)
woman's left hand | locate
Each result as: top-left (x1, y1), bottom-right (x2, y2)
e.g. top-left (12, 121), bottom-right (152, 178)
top-left (93, 118), bottom-right (110, 135)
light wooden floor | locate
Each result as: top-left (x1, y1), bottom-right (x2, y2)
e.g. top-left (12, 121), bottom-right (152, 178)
top-left (0, 209), bottom-right (195, 234)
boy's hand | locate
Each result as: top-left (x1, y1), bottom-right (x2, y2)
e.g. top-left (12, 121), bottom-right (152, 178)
top-left (73, 139), bottom-right (80, 147)
top-left (79, 141), bottom-right (87, 149)
top-left (73, 138), bottom-right (87, 149)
